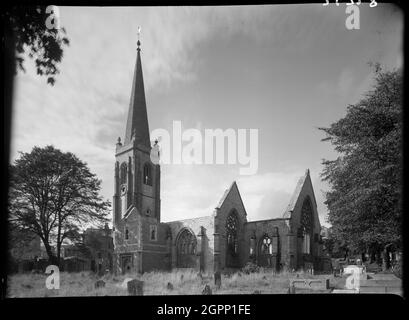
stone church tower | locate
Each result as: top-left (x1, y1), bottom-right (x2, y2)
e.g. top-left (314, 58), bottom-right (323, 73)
top-left (113, 39), bottom-right (167, 274)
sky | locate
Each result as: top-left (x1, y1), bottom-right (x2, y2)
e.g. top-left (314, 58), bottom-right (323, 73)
top-left (10, 4), bottom-right (403, 228)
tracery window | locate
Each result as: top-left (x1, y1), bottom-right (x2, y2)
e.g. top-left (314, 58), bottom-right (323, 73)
top-left (261, 236), bottom-right (273, 255)
top-left (176, 229), bottom-right (197, 268)
top-left (226, 212), bottom-right (239, 255)
top-left (301, 197), bottom-right (313, 254)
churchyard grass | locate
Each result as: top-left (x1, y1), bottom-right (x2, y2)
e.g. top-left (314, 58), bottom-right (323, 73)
top-left (7, 269), bottom-right (342, 297)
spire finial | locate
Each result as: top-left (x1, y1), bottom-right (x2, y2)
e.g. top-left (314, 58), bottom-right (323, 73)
top-left (137, 26), bottom-right (141, 51)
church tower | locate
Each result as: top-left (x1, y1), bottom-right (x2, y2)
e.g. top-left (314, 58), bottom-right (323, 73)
top-left (112, 37), bottom-right (165, 274)
top-left (113, 38), bottom-right (161, 227)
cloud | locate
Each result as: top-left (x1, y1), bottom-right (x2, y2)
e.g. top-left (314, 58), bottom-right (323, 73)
top-left (237, 171), bottom-right (303, 220)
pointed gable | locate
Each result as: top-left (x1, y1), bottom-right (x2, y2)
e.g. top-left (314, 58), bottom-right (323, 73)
top-left (282, 169), bottom-right (318, 219)
top-left (124, 41), bottom-right (151, 147)
top-left (215, 181), bottom-right (247, 216)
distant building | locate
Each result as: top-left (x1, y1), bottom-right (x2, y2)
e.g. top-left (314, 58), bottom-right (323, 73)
top-left (82, 224), bottom-right (114, 273)
top-left (60, 224), bottom-right (113, 273)
top-left (9, 230), bottom-right (42, 273)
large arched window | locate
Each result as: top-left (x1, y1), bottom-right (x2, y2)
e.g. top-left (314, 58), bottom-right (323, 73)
top-left (226, 211), bottom-right (239, 255)
top-left (261, 235), bottom-right (273, 255)
top-left (143, 163), bottom-right (152, 186)
top-left (120, 162), bottom-right (127, 184)
top-left (301, 197), bottom-right (313, 254)
top-left (176, 229), bottom-right (197, 268)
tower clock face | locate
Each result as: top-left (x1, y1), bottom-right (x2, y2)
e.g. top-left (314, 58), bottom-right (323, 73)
top-left (121, 185), bottom-right (127, 196)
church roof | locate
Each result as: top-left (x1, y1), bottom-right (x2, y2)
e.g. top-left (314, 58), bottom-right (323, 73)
top-left (282, 169), bottom-right (317, 218)
top-left (124, 40), bottom-right (151, 147)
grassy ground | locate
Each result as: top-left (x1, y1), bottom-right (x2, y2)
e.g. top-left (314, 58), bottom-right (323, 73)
top-left (7, 269), bottom-right (344, 297)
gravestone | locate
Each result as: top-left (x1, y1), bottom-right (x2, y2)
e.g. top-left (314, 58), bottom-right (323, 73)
top-left (127, 279), bottom-right (144, 296)
top-left (94, 280), bottom-right (105, 289)
top-left (214, 271), bottom-right (221, 289)
top-left (202, 284), bottom-right (212, 295)
top-left (288, 284), bottom-right (296, 294)
top-left (289, 278), bottom-right (330, 290)
top-left (167, 282), bottom-right (174, 290)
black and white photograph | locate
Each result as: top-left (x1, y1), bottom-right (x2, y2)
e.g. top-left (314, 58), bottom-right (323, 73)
top-left (2, 2), bottom-right (404, 302)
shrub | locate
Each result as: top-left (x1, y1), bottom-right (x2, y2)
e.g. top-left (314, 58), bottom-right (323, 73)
top-left (393, 260), bottom-right (402, 279)
top-left (242, 262), bottom-right (260, 274)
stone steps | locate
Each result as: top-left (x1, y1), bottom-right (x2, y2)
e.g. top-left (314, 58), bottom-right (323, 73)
top-left (359, 280), bottom-right (401, 287)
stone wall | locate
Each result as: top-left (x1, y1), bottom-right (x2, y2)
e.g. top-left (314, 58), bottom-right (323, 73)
top-left (214, 182), bottom-right (248, 271)
top-left (166, 216), bottom-right (215, 273)
top-left (286, 174), bottom-right (322, 270)
top-left (244, 219), bottom-right (290, 270)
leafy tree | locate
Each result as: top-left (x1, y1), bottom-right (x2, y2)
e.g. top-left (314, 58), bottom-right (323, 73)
top-left (8, 146), bottom-right (110, 266)
top-left (319, 66), bottom-right (402, 269)
top-left (2, 5), bottom-right (69, 85)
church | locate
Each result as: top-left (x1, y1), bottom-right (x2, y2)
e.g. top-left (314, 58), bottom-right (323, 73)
top-left (112, 39), bottom-right (324, 275)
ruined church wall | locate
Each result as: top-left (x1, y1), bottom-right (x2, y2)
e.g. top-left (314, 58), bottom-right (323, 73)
top-left (215, 188), bottom-right (248, 271)
top-left (288, 178), bottom-right (322, 269)
top-left (166, 216), bottom-right (215, 273)
top-left (244, 219), bottom-right (290, 269)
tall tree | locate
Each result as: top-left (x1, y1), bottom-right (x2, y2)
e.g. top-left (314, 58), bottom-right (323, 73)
top-left (8, 146), bottom-right (110, 266)
top-left (2, 5), bottom-right (69, 85)
top-left (319, 66), bottom-right (402, 268)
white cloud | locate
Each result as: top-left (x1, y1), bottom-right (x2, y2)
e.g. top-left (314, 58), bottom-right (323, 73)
top-left (237, 171), bottom-right (302, 220)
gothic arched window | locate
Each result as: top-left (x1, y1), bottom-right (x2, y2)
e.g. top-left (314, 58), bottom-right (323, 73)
top-left (301, 197), bottom-right (313, 254)
top-left (226, 211), bottom-right (239, 255)
top-left (261, 236), bottom-right (273, 255)
top-left (125, 228), bottom-right (129, 240)
top-left (143, 163), bottom-right (152, 186)
top-left (176, 229), bottom-right (197, 268)
top-left (249, 236), bottom-right (256, 256)
top-left (120, 163), bottom-right (127, 184)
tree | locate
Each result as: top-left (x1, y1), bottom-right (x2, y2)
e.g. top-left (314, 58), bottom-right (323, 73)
top-left (319, 66), bottom-right (402, 269)
top-left (8, 146), bottom-right (110, 266)
top-left (2, 5), bottom-right (70, 85)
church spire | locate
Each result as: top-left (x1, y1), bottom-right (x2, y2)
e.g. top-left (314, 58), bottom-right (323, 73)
top-left (124, 30), bottom-right (151, 147)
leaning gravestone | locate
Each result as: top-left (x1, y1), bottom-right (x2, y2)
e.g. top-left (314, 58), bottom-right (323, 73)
top-left (202, 284), bottom-right (212, 295)
top-left (214, 271), bottom-right (222, 289)
top-left (127, 279), bottom-right (144, 296)
top-left (94, 280), bottom-right (105, 289)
